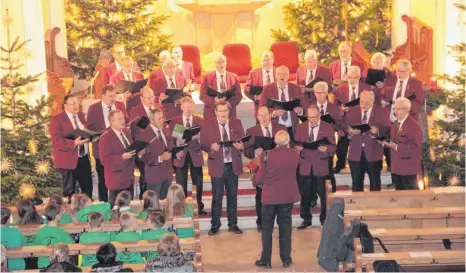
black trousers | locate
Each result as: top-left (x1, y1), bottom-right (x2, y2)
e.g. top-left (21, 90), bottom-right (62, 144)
top-left (60, 156), bottom-right (93, 199)
top-left (255, 186), bottom-right (263, 227)
top-left (211, 163), bottom-right (238, 229)
top-left (286, 126), bottom-right (294, 143)
top-left (260, 203), bottom-right (293, 265)
top-left (299, 171), bottom-right (327, 224)
top-left (135, 157), bottom-right (146, 200)
top-left (383, 147), bottom-right (391, 168)
top-left (108, 184), bottom-right (134, 207)
top-left (335, 136), bottom-right (350, 169)
top-left (175, 152), bottom-right (204, 211)
top-left (392, 174), bottom-right (418, 190)
top-left (95, 158), bottom-right (108, 202)
top-left (147, 179), bottom-right (171, 199)
top-left (327, 157), bottom-right (336, 192)
top-left (349, 149), bottom-right (382, 192)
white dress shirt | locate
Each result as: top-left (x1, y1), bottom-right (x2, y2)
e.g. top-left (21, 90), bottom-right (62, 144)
top-left (112, 128), bottom-right (130, 149)
top-left (165, 74), bottom-right (176, 88)
top-left (348, 84), bottom-right (359, 101)
top-left (183, 114), bottom-right (194, 127)
top-left (142, 104), bottom-right (153, 117)
top-left (260, 123), bottom-right (272, 137)
top-left (115, 61), bottom-right (122, 71)
top-left (66, 110), bottom-right (89, 156)
top-left (305, 67), bottom-right (317, 85)
top-left (151, 124), bottom-right (168, 163)
top-left (317, 101), bottom-right (328, 114)
top-left (262, 68), bottom-right (274, 85)
top-left (101, 101), bottom-right (114, 128)
top-left (308, 121), bottom-right (321, 141)
top-left (217, 120), bottom-right (232, 163)
top-left (360, 107), bottom-right (373, 147)
top-left (389, 78), bottom-right (408, 122)
top-left (277, 84), bottom-right (292, 128)
top-left (340, 58), bottom-right (352, 80)
top-left (216, 71), bottom-right (227, 91)
top-left (123, 72), bottom-right (133, 81)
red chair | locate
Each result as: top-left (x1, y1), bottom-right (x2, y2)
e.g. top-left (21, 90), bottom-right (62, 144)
top-left (222, 43), bottom-right (252, 83)
top-left (180, 45), bottom-right (202, 83)
top-left (270, 42), bottom-right (299, 81)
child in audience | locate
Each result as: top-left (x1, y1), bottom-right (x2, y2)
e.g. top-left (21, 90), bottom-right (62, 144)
top-left (137, 190), bottom-right (161, 220)
top-left (34, 204), bottom-right (74, 269)
top-left (46, 195), bottom-right (73, 224)
top-left (112, 212), bottom-right (144, 264)
top-left (79, 212), bottom-right (110, 267)
top-left (68, 194), bottom-right (111, 223)
top-left (90, 243), bottom-right (133, 272)
top-left (15, 199), bottom-right (43, 225)
top-left (164, 184), bottom-right (193, 218)
top-left (111, 191), bottom-right (138, 221)
top-left (39, 244), bottom-right (81, 272)
top-left (142, 210), bottom-right (169, 240)
top-left (1, 207), bottom-right (25, 270)
top-left (145, 234), bottom-right (196, 272)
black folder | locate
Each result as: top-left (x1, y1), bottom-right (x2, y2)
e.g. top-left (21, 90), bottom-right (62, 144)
top-left (253, 136), bottom-right (276, 151)
top-left (206, 87), bottom-right (236, 100)
top-left (219, 134), bottom-right (252, 147)
top-left (135, 116), bottom-right (150, 129)
top-left (365, 69), bottom-right (386, 86)
top-left (115, 78), bottom-right (148, 94)
top-left (266, 98), bottom-right (301, 111)
top-left (65, 129), bottom-right (104, 141)
top-left (182, 125), bottom-right (201, 142)
top-left (332, 79), bottom-right (348, 87)
top-left (369, 135), bottom-right (388, 141)
top-left (305, 77), bottom-right (324, 89)
top-left (171, 144), bottom-right (189, 155)
top-left (163, 88), bottom-right (184, 103)
top-left (321, 114), bottom-right (335, 124)
top-left (351, 124), bottom-right (372, 133)
top-left (297, 137), bottom-right (330, 150)
top-left (125, 140), bottom-right (149, 153)
top-left (249, 86), bottom-right (264, 96)
top-left (344, 97), bottom-right (360, 107)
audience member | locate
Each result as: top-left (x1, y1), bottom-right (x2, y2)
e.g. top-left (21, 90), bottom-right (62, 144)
top-left (90, 243), bottom-right (134, 272)
top-left (1, 207), bottom-right (25, 270)
top-left (79, 212), bottom-right (110, 267)
top-left (138, 190), bottom-right (161, 220)
top-left (145, 233), bottom-right (196, 272)
top-left (39, 244), bottom-right (81, 272)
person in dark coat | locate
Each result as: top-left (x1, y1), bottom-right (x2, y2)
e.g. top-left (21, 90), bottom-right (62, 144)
top-left (90, 243), bottom-right (133, 272)
top-left (254, 130), bottom-right (300, 269)
top-left (145, 234), bottom-right (196, 272)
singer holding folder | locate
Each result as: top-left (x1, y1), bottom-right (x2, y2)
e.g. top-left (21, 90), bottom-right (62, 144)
top-left (296, 50), bottom-right (333, 103)
top-left (50, 94), bottom-right (93, 200)
top-left (99, 110), bottom-right (141, 206)
top-left (294, 105), bottom-right (336, 229)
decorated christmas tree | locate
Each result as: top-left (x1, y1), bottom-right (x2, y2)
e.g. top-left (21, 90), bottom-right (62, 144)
top-left (1, 10), bottom-right (62, 205)
top-left (66, 0), bottom-right (172, 78)
top-left (271, 0), bottom-right (392, 64)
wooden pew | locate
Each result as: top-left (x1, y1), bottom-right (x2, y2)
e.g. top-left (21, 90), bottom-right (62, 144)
top-left (345, 206), bottom-right (465, 229)
top-left (352, 239), bottom-right (465, 272)
top-left (326, 181), bottom-right (465, 210)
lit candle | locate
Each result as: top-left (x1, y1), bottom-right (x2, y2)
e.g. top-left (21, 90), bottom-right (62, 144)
top-left (418, 179), bottom-right (425, 190)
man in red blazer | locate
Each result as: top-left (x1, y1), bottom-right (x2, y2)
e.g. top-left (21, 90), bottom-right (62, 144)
top-left (381, 59), bottom-right (424, 121)
top-left (329, 41), bottom-right (366, 80)
top-left (333, 65), bottom-right (373, 173)
top-left (49, 94), bottom-right (93, 199)
top-left (244, 51), bottom-right (276, 116)
top-left (109, 56), bottom-right (145, 87)
top-left (344, 91), bottom-right (391, 192)
top-left (149, 50), bottom-right (171, 88)
top-left (383, 97), bottom-right (422, 190)
top-left (98, 110), bottom-right (138, 205)
top-left (138, 107), bottom-right (181, 199)
top-left (259, 65), bottom-right (307, 141)
top-left (294, 105), bottom-right (336, 228)
top-left (244, 106), bottom-right (286, 232)
top-left (312, 82), bottom-right (342, 193)
top-left (87, 85), bottom-right (129, 202)
top-left (200, 54), bottom-right (242, 120)
top-left (172, 46), bottom-right (197, 86)
top-left (152, 58), bottom-right (188, 119)
top-left (296, 50), bottom-right (333, 103)
top-left (200, 101), bottom-right (245, 235)
top-left (104, 44), bottom-right (140, 85)
top-left (170, 97), bottom-right (206, 215)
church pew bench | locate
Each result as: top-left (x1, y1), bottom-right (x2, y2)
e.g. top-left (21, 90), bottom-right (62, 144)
top-left (326, 181), bottom-right (465, 210)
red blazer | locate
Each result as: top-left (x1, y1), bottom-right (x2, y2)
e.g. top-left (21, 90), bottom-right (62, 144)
top-left (199, 71), bottom-right (242, 120)
top-left (86, 101), bottom-right (128, 159)
top-left (200, 117), bottom-right (245, 178)
top-left (152, 75), bottom-right (187, 119)
top-left (244, 121), bottom-right (286, 159)
top-left (344, 105), bottom-right (391, 162)
top-left (368, 68), bottom-right (394, 105)
top-left (129, 104), bottom-right (149, 139)
top-left (138, 126), bottom-right (173, 184)
top-left (109, 71), bottom-right (144, 87)
top-left (390, 116), bottom-right (422, 176)
top-left (310, 101), bottom-right (343, 131)
top-left (254, 146), bottom-right (300, 205)
top-left (99, 128), bottom-right (135, 190)
top-left (49, 111), bottom-right (87, 170)
top-left (295, 121), bottom-right (336, 176)
top-left (178, 61), bottom-right (196, 83)
top-left (259, 82), bottom-right (308, 132)
top-left (170, 115), bottom-right (205, 168)
top-left (381, 76), bottom-right (424, 120)
top-left (329, 59), bottom-right (367, 79)
top-left (296, 64), bottom-right (333, 88)
top-left (149, 68), bottom-right (164, 90)
top-left (334, 82), bottom-right (373, 105)
top-left (104, 61), bottom-right (141, 84)
top-left (244, 67), bottom-right (277, 115)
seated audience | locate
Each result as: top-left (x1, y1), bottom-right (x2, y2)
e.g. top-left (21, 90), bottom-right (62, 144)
top-left (112, 212), bottom-right (144, 264)
top-left (138, 190), bottom-right (161, 220)
top-left (111, 190), bottom-right (138, 221)
top-left (39, 244), bottom-right (81, 272)
top-left (79, 212), bottom-right (111, 267)
top-left (46, 195), bottom-right (73, 224)
top-left (1, 207), bottom-right (25, 270)
top-left (164, 184), bottom-right (193, 218)
top-left (68, 194), bottom-right (111, 223)
top-left (142, 209), bottom-right (169, 240)
top-left (15, 199), bottom-right (43, 225)
top-left (90, 243), bottom-right (134, 272)
top-left (145, 233), bottom-right (196, 272)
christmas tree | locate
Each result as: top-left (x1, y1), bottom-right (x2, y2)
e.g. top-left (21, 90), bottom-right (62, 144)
top-left (1, 10), bottom-right (62, 205)
top-left (66, 0), bottom-right (172, 78)
top-left (271, 0), bottom-right (392, 65)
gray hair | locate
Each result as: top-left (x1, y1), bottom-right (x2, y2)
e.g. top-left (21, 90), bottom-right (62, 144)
top-left (314, 81), bottom-right (328, 93)
top-left (394, 97), bottom-right (411, 110)
top-left (370, 52), bottom-right (387, 67)
top-left (304, 50), bottom-right (318, 61)
top-left (396, 59), bottom-right (412, 71)
top-left (348, 65), bottom-right (361, 76)
top-left (274, 130), bottom-right (290, 146)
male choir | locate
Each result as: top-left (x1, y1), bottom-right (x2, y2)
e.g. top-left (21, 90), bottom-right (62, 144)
top-left (50, 42), bottom-right (425, 239)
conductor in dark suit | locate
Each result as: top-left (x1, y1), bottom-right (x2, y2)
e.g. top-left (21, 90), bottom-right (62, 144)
top-left (254, 130), bottom-right (300, 269)
top-left (244, 106), bottom-right (286, 232)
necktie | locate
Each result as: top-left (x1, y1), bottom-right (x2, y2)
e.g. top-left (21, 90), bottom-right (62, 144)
top-left (220, 75), bottom-right (226, 91)
top-left (158, 129), bottom-right (166, 148)
top-left (73, 115), bottom-right (85, 156)
top-left (120, 132), bottom-right (129, 149)
top-left (310, 126), bottom-right (316, 142)
top-left (349, 86), bottom-right (356, 101)
top-left (264, 126), bottom-right (271, 138)
top-left (343, 63), bottom-right (348, 80)
top-left (186, 117), bottom-right (191, 128)
top-left (279, 87), bottom-right (288, 122)
top-left (108, 105), bottom-right (112, 112)
top-left (221, 123), bottom-right (231, 161)
top-left (266, 71), bottom-right (271, 84)
top-left (361, 110), bottom-right (368, 124)
top-left (393, 120), bottom-right (401, 139)
top-left (396, 80), bottom-right (404, 98)
top-left (320, 104), bottom-right (325, 115)
top-left (170, 78), bottom-right (176, 88)
top-left (308, 70), bottom-right (314, 85)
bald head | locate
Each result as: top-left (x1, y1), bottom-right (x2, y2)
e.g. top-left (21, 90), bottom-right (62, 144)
top-left (257, 106), bottom-right (271, 126)
top-left (276, 65), bottom-right (290, 87)
top-left (141, 86), bottom-right (155, 108)
top-left (359, 90), bottom-right (375, 111)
